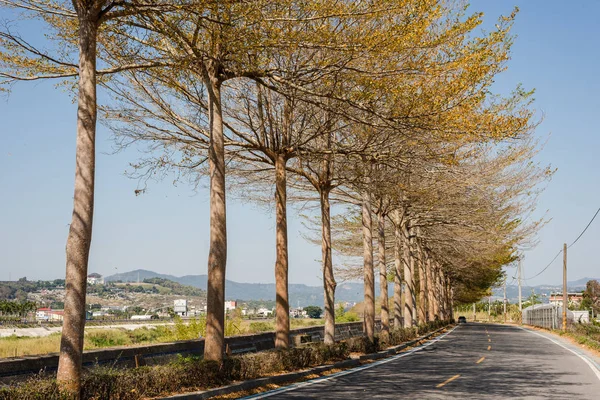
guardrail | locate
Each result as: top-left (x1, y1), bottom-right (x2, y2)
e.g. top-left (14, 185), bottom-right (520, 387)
top-left (0, 321), bottom-right (377, 380)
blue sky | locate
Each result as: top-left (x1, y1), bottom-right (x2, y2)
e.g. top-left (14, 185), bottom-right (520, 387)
top-left (1, 1), bottom-right (599, 287)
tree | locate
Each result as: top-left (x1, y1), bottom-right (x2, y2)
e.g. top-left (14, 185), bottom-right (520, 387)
top-left (303, 305), bottom-right (323, 319)
top-left (0, 1), bottom-right (180, 393)
top-left (581, 280), bottom-right (600, 315)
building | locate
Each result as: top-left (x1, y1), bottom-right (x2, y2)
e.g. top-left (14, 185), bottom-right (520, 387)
top-left (549, 292), bottom-right (584, 307)
top-left (225, 300), bottom-right (237, 312)
top-left (289, 307), bottom-right (307, 318)
top-left (36, 308), bottom-right (64, 321)
top-left (87, 273), bottom-right (104, 285)
top-left (174, 299), bottom-right (188, 316)
top-left (256, 307), bottom-right (272, 317)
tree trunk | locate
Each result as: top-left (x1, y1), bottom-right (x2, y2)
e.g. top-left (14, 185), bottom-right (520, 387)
top-left (320, 188), bottom-right (336, 344)
top-left (417, 237), bottom-right (427, 324)
top-left (439, 269), bottom-right (446, 320)
top-left (392, 211), bottom-right (403, 329)
top-left (402, 220), bottom-right (414, 327)
top-left (204, 71), bottom-right (227, 362)
top-left (56, 15), bottom-right (97, 396)
top-left (426, 256), bottom-right (435, 321)
top-left (362, 189), bottom-right (375, 341)
top-left (446, 277), bottom-right (453, 320)
top-left (433, 262), bottom-right (440, 319)
top-left (377, 211), bottom-right (389, 338)
top-left (274, 154), bottom-right (290, 348)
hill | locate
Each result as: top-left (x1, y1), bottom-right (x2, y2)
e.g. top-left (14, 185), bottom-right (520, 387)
top-left (106, 269), bottom-right (384, 307)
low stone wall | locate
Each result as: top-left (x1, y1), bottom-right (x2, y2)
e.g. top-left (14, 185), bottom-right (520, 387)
top-left (0, 321), bottom-right (373, 379)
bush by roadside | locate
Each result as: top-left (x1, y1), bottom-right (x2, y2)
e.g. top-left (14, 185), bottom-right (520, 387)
top-left (556, 323), bottom-right (600, 353)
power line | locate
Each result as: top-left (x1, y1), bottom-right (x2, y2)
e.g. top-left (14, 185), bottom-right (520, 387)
top-left (524, 249), bottom-right (562, 280)
top-left (524, 206), bottom-right (600, 280)
top-left (567, 207), bottom-right (600, 249)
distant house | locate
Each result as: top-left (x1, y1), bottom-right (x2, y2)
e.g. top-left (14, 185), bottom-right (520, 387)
top-left (87, 273), bottom-right (104, 285)
top-left (549, 292), bottom-right (584, 307)
top-left (225, 300), bottom-right (237, 311)
top-left (174, 299), bottom-right (188, 316)
top-left (256, 307), bottom-right (272, 317)
top-left (289, 308), bottom-right (307, 318)
top-left (36, 308), bottom-right (64, 321)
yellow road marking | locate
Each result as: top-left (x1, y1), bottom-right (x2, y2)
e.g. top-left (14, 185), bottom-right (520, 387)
top-left (488, 339), bottom-right (491, 342)
top-left (487, 345), bottom-right (491, 351)
top-left (476, 357), bottom-right (485, 364)
top-left (436, 374), bottom-right (461, 388)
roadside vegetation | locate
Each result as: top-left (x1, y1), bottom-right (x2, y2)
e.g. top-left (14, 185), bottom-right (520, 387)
top-left (0, 317), bottom-right (326, 358)
top-left (557, 322), bottom-right (600, 353)
top-left (0, 321), bottom-right (449, 400)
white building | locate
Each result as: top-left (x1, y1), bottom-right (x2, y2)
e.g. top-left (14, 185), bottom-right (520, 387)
top-left (290, 308), bottom-right (307, 318)
top-left (174, 299), bottom-right (188, 316)
top-left (87, 273), bottom-right (104, 285)
top-left (225, 300), bottom-right (237, 311)
top-left (36, 308), bottom-right (64, 321)
top-left (256, 307), bottom-right (272, 317)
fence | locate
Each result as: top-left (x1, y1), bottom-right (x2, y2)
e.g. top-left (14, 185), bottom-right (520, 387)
top-left (522, 304), bottom-right (578, 330)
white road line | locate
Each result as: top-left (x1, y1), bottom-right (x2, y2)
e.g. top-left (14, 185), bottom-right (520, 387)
top-left (519, 326), bottom-right (600, 382)
top-left (241, 326), bottom-right (458, 399)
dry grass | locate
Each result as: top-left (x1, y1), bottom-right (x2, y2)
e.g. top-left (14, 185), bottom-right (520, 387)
top-left (0, 319), bottom-right (325, 358)
top-left (0, 334), bottom-right (61, 358)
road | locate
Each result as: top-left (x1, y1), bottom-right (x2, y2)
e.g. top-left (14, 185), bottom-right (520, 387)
top-left (245, 324), bottom-right (600, 399)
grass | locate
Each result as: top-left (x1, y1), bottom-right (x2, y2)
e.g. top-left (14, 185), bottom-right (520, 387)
top-left (555, 323), bottom-right (600, 353)
top-left (0, 318), bottom-right (327, 358)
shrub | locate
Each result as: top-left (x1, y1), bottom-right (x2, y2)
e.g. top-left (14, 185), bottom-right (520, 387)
top-left (248, 321), bottom-right (274, 333)
top-left (85, 329), bottom-right (131, 348)
top-left (126, 327), bottom-right (160, 343)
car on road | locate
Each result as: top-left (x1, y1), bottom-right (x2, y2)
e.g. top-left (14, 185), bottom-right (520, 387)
top-left (458, 316), bottom-right (467, 323)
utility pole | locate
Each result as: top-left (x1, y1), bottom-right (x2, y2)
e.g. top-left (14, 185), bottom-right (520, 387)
top-left (488, 296), bottom-right (491, 321)
top-left (472, 302), bottom-right (476, 322)
top-left (562, 243), bottom-right (567, 332)
top-left (503, 279), bottom-right (507, 323)
top-left (518, 258), bottom-right (523, 312)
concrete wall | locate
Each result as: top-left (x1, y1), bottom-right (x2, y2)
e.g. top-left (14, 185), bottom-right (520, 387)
top-left (0, 321), bottom-right (374, 379)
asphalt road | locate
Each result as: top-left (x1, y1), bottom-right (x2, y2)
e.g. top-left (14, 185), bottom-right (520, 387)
top-left (244, 323), bottom-right (600, 399)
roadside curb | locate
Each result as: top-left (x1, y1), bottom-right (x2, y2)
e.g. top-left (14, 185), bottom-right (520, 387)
top-left (160, 326), bottom-right (450, 399)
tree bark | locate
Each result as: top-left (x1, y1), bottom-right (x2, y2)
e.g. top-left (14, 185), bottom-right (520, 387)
top-left (417, 236), bottom-right (427, 324)
top-left (426, 256), bottom-right (435, 321)
top-left (56, 13), bottom-right (97, 396)
top-left (439, 269), bottom-right (446, 320)
top-left (409, 228), bottom-right (417, 323)
top-left (274, 154), bottom-right (290, 348)
top-left (433, 262), bottom-right (440, 319)
top-left (392, 211), bottom-right (403, 329)
top-left (204, 70), bottom-right (227, 362)
top-left (377, 211), bottom-right (389, 338)
top-left (362, 189), bottom-right (375, 341)
top-left (402, 220), bottom-right (414, 327)
top-left (320, 188), bottom-right (336, 344)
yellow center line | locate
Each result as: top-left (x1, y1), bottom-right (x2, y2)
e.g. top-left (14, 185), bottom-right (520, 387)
top-left (487, 345), bottom-right (491, 351)
top-left (476, 357), bottom-right (485, 364)
top-left (436, 374), bottom-right (461, 388)
top-left (488, 338), bottom-right (491, 342)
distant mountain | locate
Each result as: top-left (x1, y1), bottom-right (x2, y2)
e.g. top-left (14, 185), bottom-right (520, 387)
top-left (106, 269), bottom-right (380, 307)
top-left (105, 269), bottom-right (599, 307)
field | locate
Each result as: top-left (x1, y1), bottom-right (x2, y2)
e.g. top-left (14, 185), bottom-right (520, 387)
top-left (0, 317), bottom-right (323, 358)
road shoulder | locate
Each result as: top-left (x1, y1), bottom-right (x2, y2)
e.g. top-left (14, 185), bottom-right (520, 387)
top-left (518, 325), bottom-right (600, 380)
